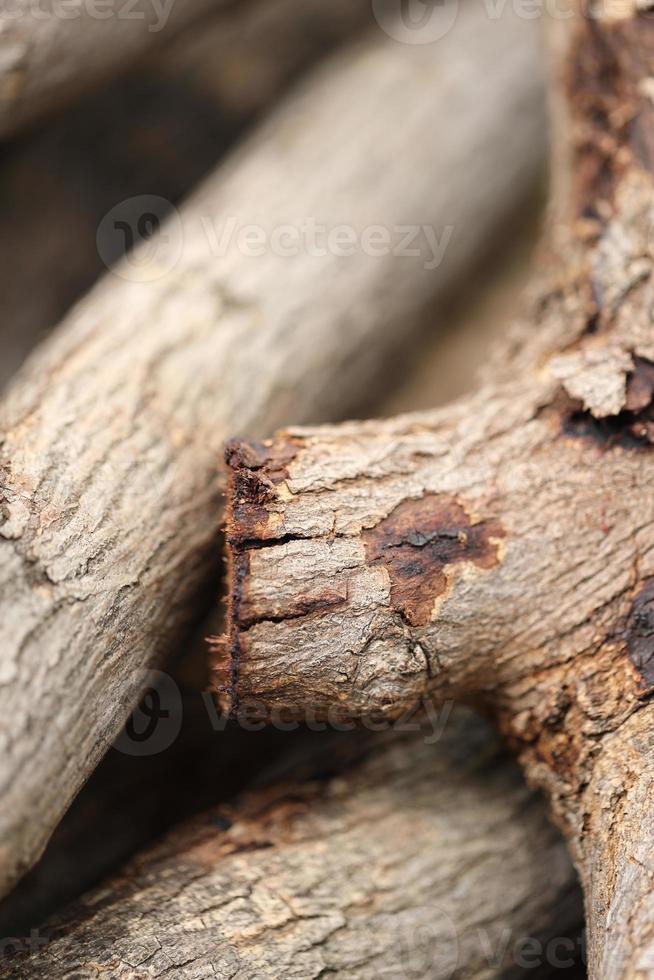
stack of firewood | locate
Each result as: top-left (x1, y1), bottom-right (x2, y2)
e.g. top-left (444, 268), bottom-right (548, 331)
top-left (3, 0), bottom-right (652, 976)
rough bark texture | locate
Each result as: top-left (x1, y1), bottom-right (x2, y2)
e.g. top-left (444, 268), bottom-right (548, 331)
top-left (0, 710), bottom-right (582, 979)
top-left (0, 6), bottom-right (547, 898)
top-left (0, 226), bottom-right (543, 943)
top-left (219, 7), bottom-right (654, 978)
top-left (0, 0), bottom-right (376, 389)
top-left (0, 0), bottom-right (235, 137)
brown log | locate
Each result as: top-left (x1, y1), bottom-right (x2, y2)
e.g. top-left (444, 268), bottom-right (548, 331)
top-left (0, 4), bottom-right (547, 898)
top-left (218, 8), bottom-right (654, 978)
top-left (0, 710), bottom-right (583, 979)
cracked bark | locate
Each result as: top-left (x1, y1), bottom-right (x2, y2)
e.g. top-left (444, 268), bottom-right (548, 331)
top-left (219, 7), bottom-right (654, 978)
top-left (1, 710), bottom-right (582, 979)
top-left (0, 5), bottom-right (546, 898)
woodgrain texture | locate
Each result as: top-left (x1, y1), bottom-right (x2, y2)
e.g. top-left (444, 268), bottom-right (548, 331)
top-left (0, 5), bottom-right (547, 898)
top-left (219, 7), bottom-right (654, 977)
top-left (0, 711), bottom-right (582, 979)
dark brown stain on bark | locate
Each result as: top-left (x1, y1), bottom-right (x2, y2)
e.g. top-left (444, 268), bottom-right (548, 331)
top-left (624, 578), bottom-right (654, 690)
top-left (225, 438), bottom-right (298, 545)
top-left (625, 356), bottom-right (654, 412)
top-left (214, 548), bottom-right (249, 714)
top-left (562, 359), bottom-right (654, 448)
top-left (363, 494), bottom-right (505, 627)
top-left (562, 407), bottom-right (654, 449)
top-left (225, 437), bottom-right (298, 484)
top-left (567, 15), bottom-right (654, 216)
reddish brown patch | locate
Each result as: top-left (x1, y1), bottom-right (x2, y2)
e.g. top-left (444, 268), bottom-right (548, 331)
top-left (225, 438), bottom-right (299, 485)
top-left (224, 437), bottom-right (299, 546)
top-left (362, 495), bottom-right (505, 627)
top-left (567, 15), bottom-right (654, 217)
top-left (624, 578), bottom-right (654, 691)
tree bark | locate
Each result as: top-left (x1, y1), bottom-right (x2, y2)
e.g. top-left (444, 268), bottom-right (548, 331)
top-left (0, 710), bottom-right (582, 979)
top-left (0, 0), bottom-right (238, 137)
top-left (218, 8), bottom-right (654, 978)
top-left (0, 5), bottom-right (547, 899)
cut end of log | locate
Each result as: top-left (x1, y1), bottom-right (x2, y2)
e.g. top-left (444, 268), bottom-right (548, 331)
top-left (214, 436), bottom-right (298, 714)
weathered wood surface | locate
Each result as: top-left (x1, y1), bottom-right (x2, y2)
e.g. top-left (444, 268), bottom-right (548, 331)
top-left (218, 8), bottom-right (654, 978)
top-left (1, 710), bottom-right (582, 979)
top-left (0, 0), bottom-right (235, 137)
top-left (0, 5), bottom-right (547, 898)
top-left (0, 201), bottom-right (543, 941)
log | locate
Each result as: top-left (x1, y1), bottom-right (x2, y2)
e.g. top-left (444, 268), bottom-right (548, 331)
top-left (0, 0), bottom-right (235, 137)
top-left (0, 710), bottom-right (583, 979)
top-left (0, 0), bottom-right (374, 390)
top-left (218, 8), bottom-right (654, 978)
top-left (0, 4), bottom-right (547, 898)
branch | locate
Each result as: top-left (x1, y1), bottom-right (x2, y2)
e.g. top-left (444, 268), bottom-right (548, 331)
top-left (0, 5), bottom-right (546, 897)
top-left (0, 0), bottom-right (376, 390)
top-left (4, 711), bottom-right (582, 978)
top-left (0, 0), bottom-right (237, 137)
top-left (218, 8), bottom-right (654, 978)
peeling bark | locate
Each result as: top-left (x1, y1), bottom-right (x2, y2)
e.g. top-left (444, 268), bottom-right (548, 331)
top-left (219, 7), bottom-right (654, 977)
top-left (0, 5), bottom-right (546, 897)
top-left (1, 711), bottom-right (582, 979)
